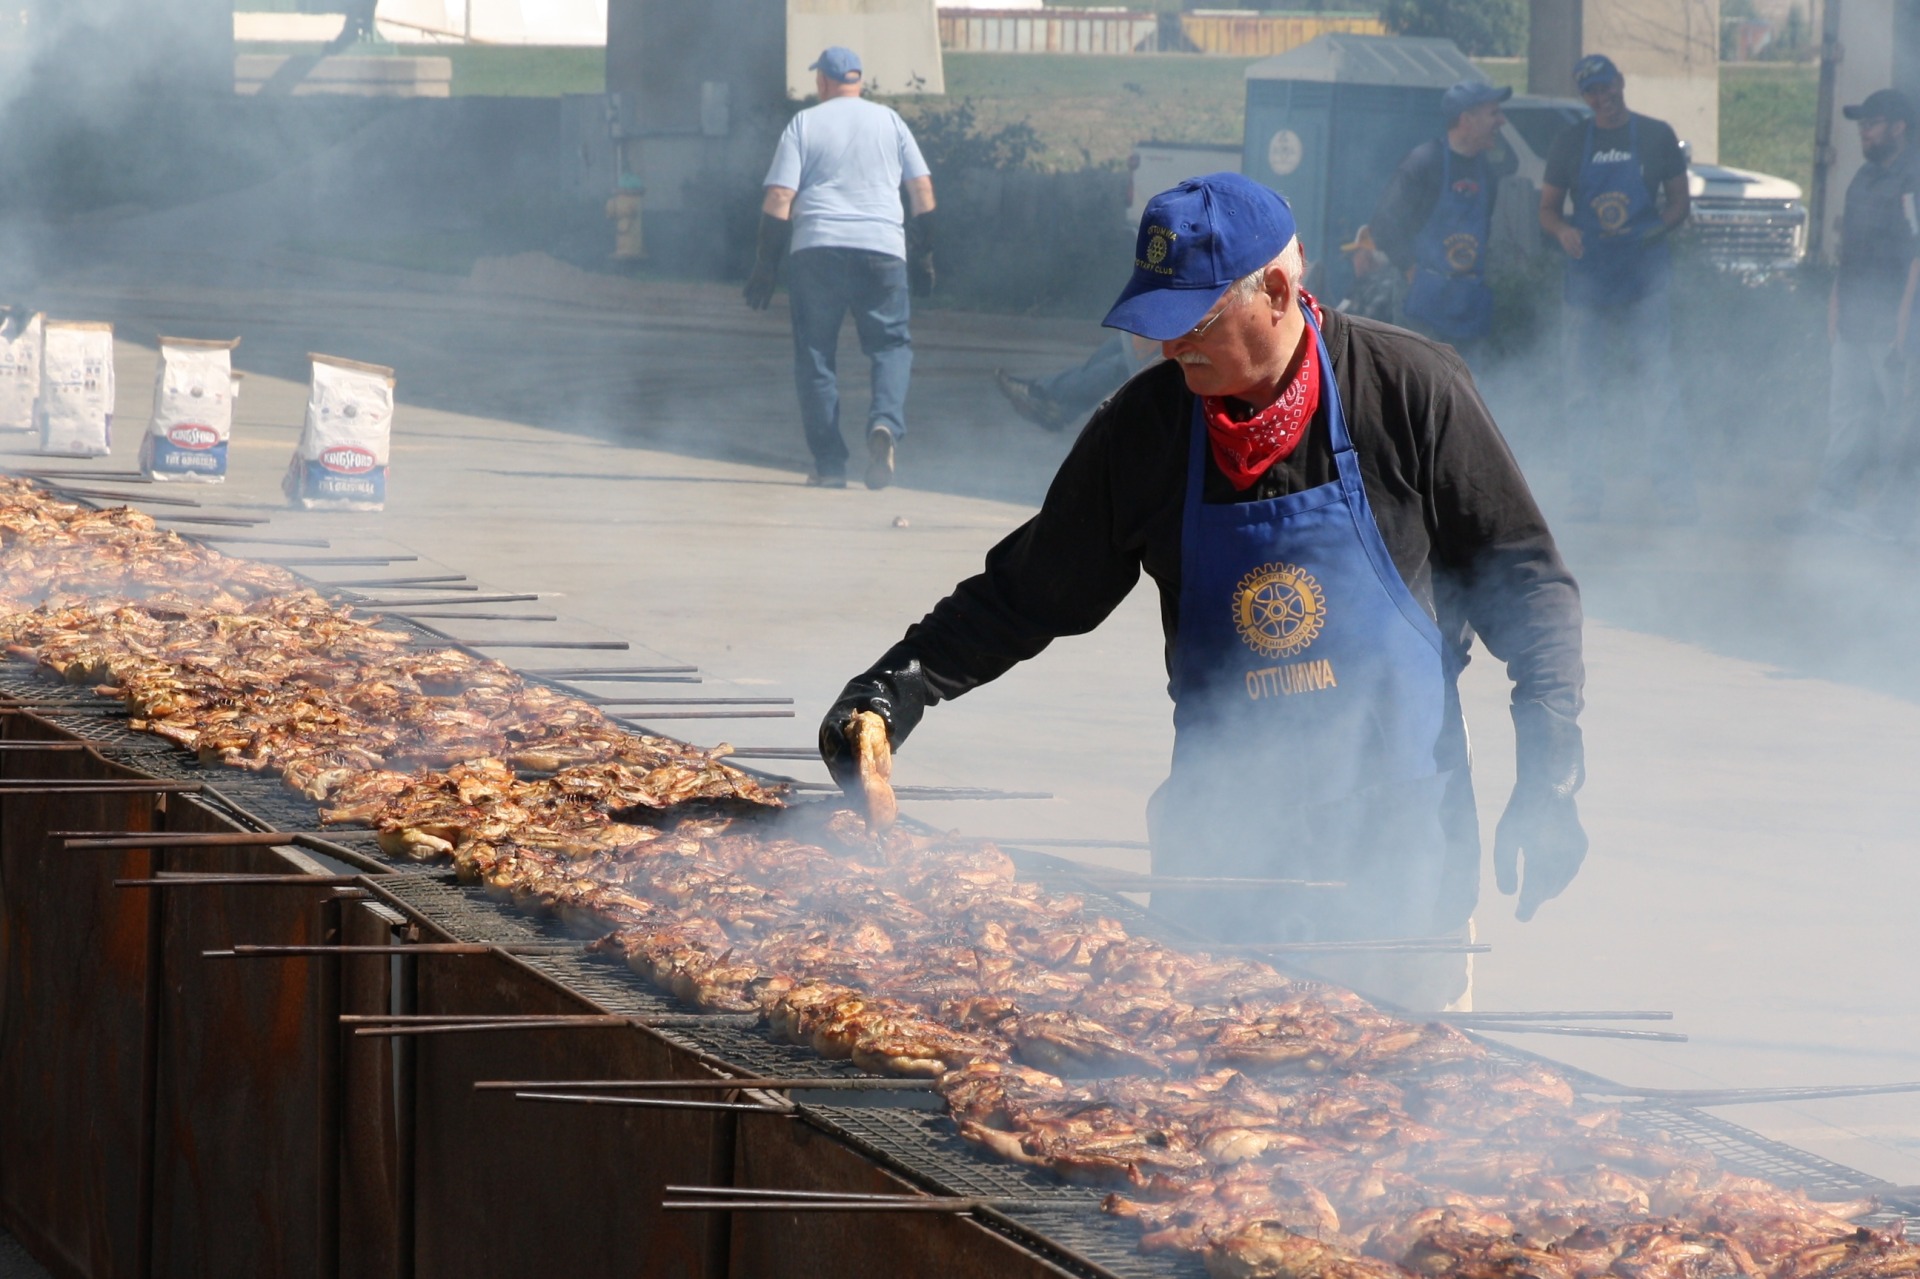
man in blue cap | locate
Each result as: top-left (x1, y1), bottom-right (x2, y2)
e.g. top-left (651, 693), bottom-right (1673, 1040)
top-left (818, 173), bottom-right (1587, 1006)
top-left (1369, 80), bottom-right (1515, 355)
top-left (1540, 54), bottom-right (1694, 522)
top-left (745, 46), bottom-right (936, 490)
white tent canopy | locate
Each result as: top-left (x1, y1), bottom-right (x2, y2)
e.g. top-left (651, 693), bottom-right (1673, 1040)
top-left (374, 0), bottom-right (607, 46)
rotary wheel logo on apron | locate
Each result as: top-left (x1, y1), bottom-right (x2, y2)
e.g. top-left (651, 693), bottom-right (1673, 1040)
top-left (1443, 233), bottom-right (1480, 273)
top-left (1232, 562), bottom-right (1326, 659)
top-left (1592, 191), bottom-right (1632, 234)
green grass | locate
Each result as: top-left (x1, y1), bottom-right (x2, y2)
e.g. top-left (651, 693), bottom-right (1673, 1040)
top-left (1720, 63), bottom-right (1818, 194)
top-left (237, 41), bottom-right (603, 97)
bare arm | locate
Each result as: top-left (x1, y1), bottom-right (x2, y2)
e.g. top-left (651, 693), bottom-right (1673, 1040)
top-left (1539, 183), bottom-right (1582, 258)
top-left (905, 175), bottom-right (935, 216)
top-left (1660, 173), bottom-right (1690, 230)
top-left (762, 186), bottom-right (796, 219)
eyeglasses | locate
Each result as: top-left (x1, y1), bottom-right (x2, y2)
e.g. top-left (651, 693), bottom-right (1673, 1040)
top-left (1180, 297), bottom-right (1234, 343)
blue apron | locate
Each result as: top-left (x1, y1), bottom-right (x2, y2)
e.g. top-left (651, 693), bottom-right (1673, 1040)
top-left (1403, 145), bottom-right (1494, 341)
top-left (1565, 118), bottom-right (1669, 308)
top-left (1148, 313), bottom-right (1462, 943)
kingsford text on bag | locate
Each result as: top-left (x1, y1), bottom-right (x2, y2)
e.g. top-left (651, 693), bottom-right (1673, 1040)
top-left (37, 321), bottom-right (115, 457)
top-left (0, 312), bottom-right (44, 433)
top-left (284, 354), bottom-right (393, 511)
top-left (141, 336), bottom-right (241, 483)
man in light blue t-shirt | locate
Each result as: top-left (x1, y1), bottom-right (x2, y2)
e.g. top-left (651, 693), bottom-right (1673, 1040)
top-left (745, 45), bottom-right (936, 490)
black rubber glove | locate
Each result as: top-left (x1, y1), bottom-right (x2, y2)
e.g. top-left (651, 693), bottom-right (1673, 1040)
top-left (818, 645), bottom-right (932, 789)
top-left (906, 210), bottom-right (936, 299)
top-left (1493, 701), bottom-right (1588, 923)
top-left (744, 213), bottom-right (792, 310)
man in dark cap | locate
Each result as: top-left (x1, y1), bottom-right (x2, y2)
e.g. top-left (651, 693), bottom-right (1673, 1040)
top-left (1799, 89), bottom-right (1920, 537)
top-left (1369, 80), bottom-right (1515, 356)
top-left (1540, 54), bottom-right (1695, 523)
top-left (818, 173), bottom-right (1588, 1008)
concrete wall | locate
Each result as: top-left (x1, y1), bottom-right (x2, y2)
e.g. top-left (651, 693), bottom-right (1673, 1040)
top-left (788, 0), bottom-right (945, 97)
top-left (1584, 0), bottom-right (1721, 161)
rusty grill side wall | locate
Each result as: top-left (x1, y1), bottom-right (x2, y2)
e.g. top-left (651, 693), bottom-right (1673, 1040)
top-left (0, 723), bottom-right (155, 1279)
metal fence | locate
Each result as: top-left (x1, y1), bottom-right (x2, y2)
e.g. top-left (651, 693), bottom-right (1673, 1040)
top-left (937, 9), bottom-right (1384, 56)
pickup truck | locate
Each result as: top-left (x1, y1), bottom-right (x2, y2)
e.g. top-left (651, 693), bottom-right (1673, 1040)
top-left (1131, 99), bottom-right (1807, 276)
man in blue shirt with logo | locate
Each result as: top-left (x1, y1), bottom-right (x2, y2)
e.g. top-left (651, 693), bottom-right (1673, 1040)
top-left (1370, 80), bottom-right (1513, 356)
top-left (746, 46), bottom-right (936, 490)
top-left (819, 174), bottom-right (1588, 1008)
top-left (1540, 54), bottom-right (1694, 523)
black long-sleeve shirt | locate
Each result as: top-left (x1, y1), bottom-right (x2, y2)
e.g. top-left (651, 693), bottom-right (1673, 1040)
top-left (893, 309), bottom-right (1583, 721)
top-left (1369, 138), bottom-right (1514, 271)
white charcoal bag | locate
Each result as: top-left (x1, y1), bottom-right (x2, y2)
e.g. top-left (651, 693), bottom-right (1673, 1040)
top-left (37, 320), bottom-right (114, 457)
top-left (0, 312), bottom-right (43, 433)
top-left (283, 354), bottom-right (393, 511)
top-left (141, 336), bottom-right (241, 483)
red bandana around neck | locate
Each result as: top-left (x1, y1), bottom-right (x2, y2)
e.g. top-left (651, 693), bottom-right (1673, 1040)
top-left (1201, 292), bottom-right (1325, 491)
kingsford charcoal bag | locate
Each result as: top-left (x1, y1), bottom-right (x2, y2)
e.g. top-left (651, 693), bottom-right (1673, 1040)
top-left (37, 320), bottom-right (114, 457)
top-left (0, 312), bottom-right (43, 433)
top-left (141, 336), bottom-right (240, 482)
top-left (284, 354), bottom-right (393, 511)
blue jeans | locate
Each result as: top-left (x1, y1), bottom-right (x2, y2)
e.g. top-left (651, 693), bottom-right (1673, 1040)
top-left (1815, 336), bottom-right (1917, 524)
top-left (1032, 334), bottom-right (1135, 418)
top-left (787, 247), bottom-right (912, 475)
top-left (1562, 277), bottom-right (1696, 507)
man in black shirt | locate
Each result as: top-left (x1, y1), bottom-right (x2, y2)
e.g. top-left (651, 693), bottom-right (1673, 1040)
top-left (1539, 54), bottom-right (1695, 523)
top-left (1369, 80), bottom-right (1514, 355)
top-left (1803, 89), bottom-right (1920, 536)
top-left (819, 174), bottom-right (1588, 1007)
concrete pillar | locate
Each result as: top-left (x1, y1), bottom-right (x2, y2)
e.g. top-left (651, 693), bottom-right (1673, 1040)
top-left (1529, 0), bottom-right (1582, 96)
top-left (1582, 0), bottom-right (1721, 162)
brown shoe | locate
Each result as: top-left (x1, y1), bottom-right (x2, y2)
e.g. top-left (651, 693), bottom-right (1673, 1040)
top-left (865, 426), bottom-right (895, 490)
top-left (995, 369), bottom-right (1072, 433)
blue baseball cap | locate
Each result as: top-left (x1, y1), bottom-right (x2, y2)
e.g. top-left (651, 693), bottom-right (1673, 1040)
top-left (1102, 173), bottom-right (1297, 342)
top-left (810, 46), bottom-right (862, 83)
top-left (1574, 54), bottom-right (1622, 92)
top-left (1442, 80), bottom-right (1512, 121)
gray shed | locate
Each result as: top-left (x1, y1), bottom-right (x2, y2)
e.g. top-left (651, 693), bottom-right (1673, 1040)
top-left (1243, 34), bottom-right (1488, 269)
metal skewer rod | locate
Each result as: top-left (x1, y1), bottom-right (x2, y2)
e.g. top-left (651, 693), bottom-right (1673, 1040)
top-left (781, 781), bottom-right (1047, 799)
top-left (0, 742), bottom-right (92, 751)
top-left (521, 1093), bottom-right (786, 1114)
top-left (0, 781), bottom-right (199, 794)
top-left (472, 1076), bottom-right (936, 1093)
top-left (994, 837), bottom-right (1153, 850)
top-left (66, 831), bottom-right (312, 849)
top-left (346, 1014), bottom-right (624, 1025)
top-left (265, 556), bottom-right (413, 566)
top-left (524, 667), bottom-right (699, 677)
top-left (450, 640), bottom-right (629, 650)
top-left (665, 1187), bottom-right (1089, 1210)
top-left (1209, 937), bottom-right (1491, 955)
top-left (712, 747), bottom-right (818, 760)
top-left (662, 1197), bottom-right (1073, 1213)
top-left (323, 576), bottom-right (471, 588)
top-left (209, 943), bottom-right (583, 957)
top-left (154, 515), bottom-right (274, 527)
top-left (1433, 1011), bottom-right (1675, 1022)
top-left (355, 1018), bottom-right (658, 1038)
top-left (357, 594), bottom-right (540, 608)
top-left (199, 536), bottom-right (334, 548)
top-left (10, 468), bottom-right (149, 480)
top-left (614, 711), bottom-right (794, 721)
top-left (1466, 1024), bottom-right (1687, 1042)
top-left (1043, 873), bottom-right (1348, 890)
top-left (1602, 1082), bottom-right (1920, 1107)
top-left (119, 875), bottom-right (365, 888)
top-left (46, 486), bottom-right (200, 507)
top-left (591, 697), bottom-right (793, 707)
top-left (381, 613), bottom-right (558, 623)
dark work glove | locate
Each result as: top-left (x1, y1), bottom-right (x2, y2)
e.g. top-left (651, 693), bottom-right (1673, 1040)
top-left (906, 210), bottom-right (936, 299)
top-left (743, 213), bottom-right (792, 310)
top-left (818, 645), bottom-right (932, 789)
top-left (1493, 701), bottom-right (1588, 923)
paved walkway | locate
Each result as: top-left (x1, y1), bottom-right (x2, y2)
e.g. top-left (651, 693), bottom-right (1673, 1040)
top-left (13, 238), bottom-right (1920, 1190)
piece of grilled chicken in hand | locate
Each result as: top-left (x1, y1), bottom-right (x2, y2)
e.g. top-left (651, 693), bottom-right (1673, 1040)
top-left (845, 708), bottom-right (897, 831)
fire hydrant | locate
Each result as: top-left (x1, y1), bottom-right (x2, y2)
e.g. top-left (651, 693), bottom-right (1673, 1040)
top-left (607, 183), bottom-right (645, 261)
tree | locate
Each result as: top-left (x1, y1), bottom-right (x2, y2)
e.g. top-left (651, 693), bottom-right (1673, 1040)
top-left (1378, 0), bottom-right (1527, 57)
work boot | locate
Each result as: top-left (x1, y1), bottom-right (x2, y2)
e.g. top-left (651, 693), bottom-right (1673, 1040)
top-left (865, 426), bottom-right (895, 490)
top-left (994, 369), bottom-right (1072, 433)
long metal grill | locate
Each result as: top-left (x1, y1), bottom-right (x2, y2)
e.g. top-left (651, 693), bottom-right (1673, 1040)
top-left (1, 655), bottom-right (1910, 1278)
